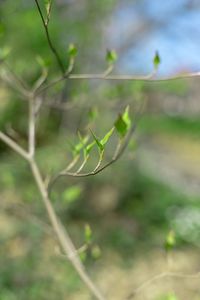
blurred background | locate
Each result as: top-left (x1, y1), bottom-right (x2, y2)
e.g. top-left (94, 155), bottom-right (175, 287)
top-left (1, 0), bottom-right (200, 299)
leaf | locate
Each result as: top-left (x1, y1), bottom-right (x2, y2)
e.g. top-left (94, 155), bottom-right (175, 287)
top-left (106, 49), bottom-right (118, 65)
top-left (72, 133), bottom-right (89, 156)
top-left (122, 106), bottom-right (131, 130)
top-left (153, 50), bottom-right (161, 69)
top-left (88, 107), bottom-right (98, 122)
top-left (84, 141), bottom-right (95, 156)
top-left (114, 106), bottom-right (131, 138)
top-left (100, 127), bottom-right (114, 146)
top-left (165, 230), bottom-right (176, 251)
top-left (68, 43), bottom-right (78, 57)
top-left (79, 251), bottom-right (87, 262)
top-left (44, 0), bottom-right (52, 23)
top-left (84, 224), bottom-right (92, 244)
top-left (45, 0), bottom-right (51, 13)
top-left (90, 130), bottom-right (104, 152)
top-left (91, 245), bottom-right (101, 260)
top-left (62, 185), bottom-right (82, 203)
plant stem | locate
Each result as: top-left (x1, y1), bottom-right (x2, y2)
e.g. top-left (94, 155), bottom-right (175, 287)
top-left (29, 158), bottom-right (105, 300)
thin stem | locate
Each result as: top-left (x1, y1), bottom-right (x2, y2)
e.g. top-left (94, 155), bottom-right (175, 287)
top-left (36, 70), bottom-right (200, 95)
top-left (0, 131), bottom-right (29, 160)
top-left (29, 158), bottom-right (105, 300)
top-left (126, 271), bottom-right (200, 299)
top-left (34, 0), bottom-right (65, 74)
top-left (1, 64), bottom-right (30, 98)
top-left (75, 155), bottom-right (89, 174)
top-left (93, 150), bottom-right (104, 172)
top-left (28, 98), bottom-right (36, 157)
top-left (66, 155), bottom-right (80, 172)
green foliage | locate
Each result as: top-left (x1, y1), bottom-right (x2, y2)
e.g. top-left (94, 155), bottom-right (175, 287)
top-left (62, 185), bottom-right (82, 203)
top-left (68, 43), bottom-right (78, 57)
top-left (165, 230), bottom-right (176, 252)
top-left (90, 126), bottom-right (114, 153)
top-left (114, 106), bottom-right (131, 138)
top-left (100, 127), bottom-right (114, 147)
top-left (88, 107), bottom-right (98, 122)
top-left (153, 50), bottom-right (161, 69)
top-left (84, 224), bottom-right (92, 244)
top-left (91, 245), bottom-right (101, 259)
top-left (90, 130), bottom-right (104, 152)
top-left (106, 49), bottom-right (118, 65)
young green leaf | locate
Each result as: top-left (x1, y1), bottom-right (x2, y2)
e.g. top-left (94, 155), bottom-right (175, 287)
top-left (153, 50), bottom-right (161, 69)
top-left (79, 251), bottom-right (87, 262)
top-left (114, 106), bottom-right (131, 138)
top-left (71, 133), bottom-right (89, 156)
top-left (90, 130), bottom-right (104, 152)
top-left (68, 43), bottom-right (78, 57)
top-left (122, 106), bottom-right (131, 129)
top-left (165, 230), bottom-right (176, 252)
top-left (91, 245), bottom-right (101, 260)
top-left (62, 185), bottom-right (82, 203)
top-left (88, 107), bottom-right (98, 122)
top-left (100, 127), bottom-right (114, 146)
top-left (84, 141), bottom-right (95, 157)
top-left (84, 224), bottom-right (92, 244)
top-left (106, 49), bottom-right (118, 65)
top-left (45, 0), bottom-right (51, 14)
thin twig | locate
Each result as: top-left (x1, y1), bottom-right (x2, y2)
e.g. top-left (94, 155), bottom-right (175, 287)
top-left (0, 131), bottom-right (29, 160)
top-left (126, 271), bottom-right (200, 299)
top-left (34, 0), bottom-right (65, 74)
top-left (29, 157), bottom-right (105, 300)
top-left (0, 64), bottom-right (30, 98)
top-left (28, 98), bottom-right (36, 157)
top-left (36, 70), bottom-right (200, 95)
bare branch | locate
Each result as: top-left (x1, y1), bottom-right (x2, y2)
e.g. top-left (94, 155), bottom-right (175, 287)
top-left (28, 98), bottom-right (36, 157)
top-left (29, 158), bottom-right (105, 300)
top-left (126, 271), bottom-right (200, 299)
top-left (0, 63), bottom-right (30, 98)
top-left (36, 69), bottom-right (200, 95)
top-left (0, 131), bottom-right (29, 160)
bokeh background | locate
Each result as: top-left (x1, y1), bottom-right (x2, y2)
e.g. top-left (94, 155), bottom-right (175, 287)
top-left (1, 1), bottom-right (200, 299)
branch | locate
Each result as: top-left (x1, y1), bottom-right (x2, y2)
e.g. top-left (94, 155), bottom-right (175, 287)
top-left (29, 158), bottom-right (105, 300)
top-left (36, 70), bottom-right (200, 95)
top-left (34, 0), bottom-right (65, 74)
top-left (48, 106), bottom-right (141, 192)
top-left (28, 98), bottom-right (36, 157)
top-left (0, 93), bottom-right (105, 300)
top-left (126, 271), bottom-right (200, 299)
top-left (0, 131), bottom-right (29, 160)
top-left (0, 63), bottom-right (30, 98)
